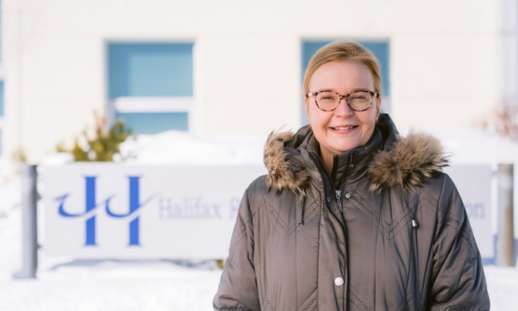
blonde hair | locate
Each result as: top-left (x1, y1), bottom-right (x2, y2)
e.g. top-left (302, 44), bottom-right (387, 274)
top-left (303, 41), bottom-right (382, 98)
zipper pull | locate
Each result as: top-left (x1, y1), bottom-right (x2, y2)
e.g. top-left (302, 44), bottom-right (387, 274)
top-left (335, 190), bottom-right (342, 201)
top-left (411, 218), bottom-right (419, 228)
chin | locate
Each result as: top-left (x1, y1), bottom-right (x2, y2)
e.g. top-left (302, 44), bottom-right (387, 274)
top-left (332, 143), bottom-right (360, 154)
top-left (335, 139), bottom-right (362, 149)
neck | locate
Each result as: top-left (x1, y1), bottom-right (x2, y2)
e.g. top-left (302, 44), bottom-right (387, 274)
top-left (320, 148), bottom-right (335, 175)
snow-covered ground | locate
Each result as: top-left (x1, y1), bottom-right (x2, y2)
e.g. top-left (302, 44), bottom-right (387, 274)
top-left (1, 129), bottom-right (518, 310)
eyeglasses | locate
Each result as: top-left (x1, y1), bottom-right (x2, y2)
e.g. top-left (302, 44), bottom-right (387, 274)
top-left (306, 89), bottom-right (378, 112)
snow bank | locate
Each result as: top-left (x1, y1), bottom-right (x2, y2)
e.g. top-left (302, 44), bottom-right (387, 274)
top-left (120, 131), bottom-right (265, 165)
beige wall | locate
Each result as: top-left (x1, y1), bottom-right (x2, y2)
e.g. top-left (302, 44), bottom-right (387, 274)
top-left (2, 0), bottom-right (504, 161)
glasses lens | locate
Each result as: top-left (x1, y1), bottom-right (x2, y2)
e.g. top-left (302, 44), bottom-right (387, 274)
top-left (348, 91), bottom-right (373, 111)
top-left (316, 91), bottom-right (339, 111)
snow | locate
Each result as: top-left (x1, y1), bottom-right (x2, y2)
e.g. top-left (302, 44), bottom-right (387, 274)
top-left (1, 259), bottom-right (222, 311)
top-left (1, 129), bottom-right (518, 310)
top-left (118, 131), bottom-right (264, 165)
top-left (41, 131), bottom-right (266, 166)
top-left (485, 266), bottom-right (518, 309)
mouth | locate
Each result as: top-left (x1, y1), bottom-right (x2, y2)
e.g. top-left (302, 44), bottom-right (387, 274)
top-left (329, 125), bottom-right (359, 133)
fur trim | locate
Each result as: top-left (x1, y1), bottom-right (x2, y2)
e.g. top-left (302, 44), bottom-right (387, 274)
top-left (368, 133), bottom-right (449, 192)
top-left (263, 130), bottom-right (448, 194)
top-left (263, 131), bottom-right (310, 195)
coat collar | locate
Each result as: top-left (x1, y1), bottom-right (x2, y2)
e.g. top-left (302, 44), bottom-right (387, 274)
top-left (263, 114), bottom-right (449, 194)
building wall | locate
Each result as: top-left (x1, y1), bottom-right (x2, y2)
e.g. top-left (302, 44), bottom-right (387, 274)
top-left (2, 0), bottom-right (503, 161)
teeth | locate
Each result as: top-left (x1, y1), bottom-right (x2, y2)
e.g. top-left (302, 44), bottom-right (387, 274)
top-left (333, 125), bottom-right (356, 130)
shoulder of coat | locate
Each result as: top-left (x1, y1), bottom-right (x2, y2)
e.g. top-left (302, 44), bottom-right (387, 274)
top-left (242, 175), bottom-right (270, 200)
top-left (368, 133), bottom-right (449, 192)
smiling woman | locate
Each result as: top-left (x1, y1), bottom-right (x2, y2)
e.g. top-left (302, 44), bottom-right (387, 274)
top-left (213, 41), bottom-right (490, 311)
top-left (305, 60), bottom-right (380, 173)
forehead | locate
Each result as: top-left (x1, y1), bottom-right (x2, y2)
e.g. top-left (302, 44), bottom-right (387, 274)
top-left (309, 60), bottom-right (374, 92)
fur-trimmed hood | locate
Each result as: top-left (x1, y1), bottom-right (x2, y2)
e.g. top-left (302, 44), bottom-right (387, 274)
top-left (263, 114), bottom-right (448, 193)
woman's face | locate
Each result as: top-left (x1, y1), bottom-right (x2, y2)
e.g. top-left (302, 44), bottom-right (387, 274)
top-left (306, 60), bottom-right (380, 158)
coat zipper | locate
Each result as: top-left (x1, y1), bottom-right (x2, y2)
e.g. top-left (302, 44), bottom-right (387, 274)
top-left (411, 209), bottom-right (420, 309)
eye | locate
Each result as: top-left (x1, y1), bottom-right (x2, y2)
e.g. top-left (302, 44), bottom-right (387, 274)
top-left (349, 92), bottom-right (372, 101)
top-left (317, 92), bottom-right (337, 100)
top-left (350, 94), bottom-right (368, 100)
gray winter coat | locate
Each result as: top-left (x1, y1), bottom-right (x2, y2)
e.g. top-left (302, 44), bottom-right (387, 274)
top-left (213, 114), bottom-right (490, 311)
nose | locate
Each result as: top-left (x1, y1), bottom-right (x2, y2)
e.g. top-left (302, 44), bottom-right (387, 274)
top-left (334, 96), bottom-right (354, 116)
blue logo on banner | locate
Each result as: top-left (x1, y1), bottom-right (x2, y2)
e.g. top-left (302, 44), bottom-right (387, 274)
top-left (56, 175), bottom-right (148, 246)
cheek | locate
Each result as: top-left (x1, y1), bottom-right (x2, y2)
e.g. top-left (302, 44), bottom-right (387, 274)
top-left (359, 112), bottom-right (377, 133)
top-left (308, 108), bottom-right (328, 129)
top-left (307, 110), bottom-right (329, 140)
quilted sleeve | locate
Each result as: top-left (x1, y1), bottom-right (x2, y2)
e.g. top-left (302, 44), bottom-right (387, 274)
top-left (429, 175), bottom-right (490, 310)
top-left (213, 186), bottom-right (260, 311)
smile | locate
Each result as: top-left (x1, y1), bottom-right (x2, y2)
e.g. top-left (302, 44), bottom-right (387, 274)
top-left (329, 125), bottom-right (359, 133)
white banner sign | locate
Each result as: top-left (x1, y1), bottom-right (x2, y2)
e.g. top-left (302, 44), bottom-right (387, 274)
top-left (445, 165), bottom-right (494, 262)
top-left (41, 164), bottom-right (495, 261)
top-left (41, 164), bottom-right (265, 258)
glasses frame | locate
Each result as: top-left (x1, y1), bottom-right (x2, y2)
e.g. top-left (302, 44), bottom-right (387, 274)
top-left (306, 89), bottom-right (378, 112)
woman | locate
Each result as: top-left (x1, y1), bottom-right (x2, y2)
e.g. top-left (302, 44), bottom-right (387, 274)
top-left (213, 41), bottom-right (490, 310)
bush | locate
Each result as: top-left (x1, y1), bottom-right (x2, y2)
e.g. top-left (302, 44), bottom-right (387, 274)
top-left (58, 114), bottom-right (132, 162)
top-left (480, 106), bottom-right (518, 141)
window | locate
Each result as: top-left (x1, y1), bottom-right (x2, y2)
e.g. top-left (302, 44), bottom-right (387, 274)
top-left (107, 42), bottom-right (193, 134)
top-left (301, 40), bottom-right (391, 122)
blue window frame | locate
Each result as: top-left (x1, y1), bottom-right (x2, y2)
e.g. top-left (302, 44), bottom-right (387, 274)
top-left (107, 42), bottom-right (193, 133)
top-left (302, 40), bottom-right (390, 97)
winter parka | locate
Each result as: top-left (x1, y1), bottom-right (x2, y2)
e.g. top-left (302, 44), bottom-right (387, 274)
top-left (213, 114), bottom-right (490, 311)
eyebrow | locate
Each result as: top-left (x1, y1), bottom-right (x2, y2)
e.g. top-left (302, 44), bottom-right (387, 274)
top-left (315, 88), bottom-right (373, 93)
